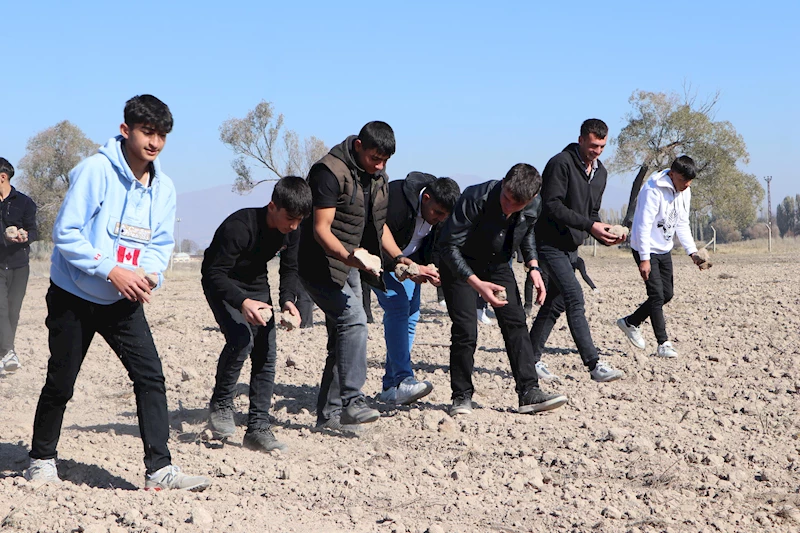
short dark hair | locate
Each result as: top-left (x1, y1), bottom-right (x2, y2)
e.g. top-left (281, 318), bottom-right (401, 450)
top-left (502, 163), bottom-right (541, 203)
top-left (357, 121), bottom-right (395, 156)
top-left (580, 118), bottom-right (608, 139)
top-left (670, 155), bottom-right (697, 180)
top-left (124, 95), bottom-right (174, 134)
top-left (426, 177), bottom-right (461, 213)
top-left (0, 158), bottom-right (14, 180)
top-left (272, 176), bottom-right (312, 219)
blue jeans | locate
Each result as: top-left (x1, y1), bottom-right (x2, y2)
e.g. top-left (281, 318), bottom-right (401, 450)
top-left (373, 271), bottom-right (421, 390)
top-left (529, 244), bottom-right (599, 368)
top-left (301, 268), bottom-right (368, 424)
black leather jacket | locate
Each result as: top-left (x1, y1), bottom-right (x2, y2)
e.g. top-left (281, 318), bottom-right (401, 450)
top-left (438, 180), bottom-right (540, 280)
top-left (382, 171), bottom-right (439, 267)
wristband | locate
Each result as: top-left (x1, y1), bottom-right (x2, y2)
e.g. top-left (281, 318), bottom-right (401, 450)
top-left (393, 254), bottom-right (407, 264)
top-left (526, 265), bottom-right (542, 273)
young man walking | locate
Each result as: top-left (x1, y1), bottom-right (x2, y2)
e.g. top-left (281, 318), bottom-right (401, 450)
top-left (617, 156), bottom-right (706, 358)
top-left (25, 95), bottom-right (210, 491)
top-left (298, 121), bottom-right (408, 430)
top-left (373, 172), bottom-right (460, 405)
top-left (438, 163), bottom-right (568, 416)
top-left (529, 119), bottom-right (625, 383)
top-left (202, 176), bottom-right (311, 451)
top-left (0, 157), bottom-right (37, 373)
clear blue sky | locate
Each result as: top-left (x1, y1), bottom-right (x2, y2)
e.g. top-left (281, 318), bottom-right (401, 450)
top-left (1, 1), bottom-right (797, 215)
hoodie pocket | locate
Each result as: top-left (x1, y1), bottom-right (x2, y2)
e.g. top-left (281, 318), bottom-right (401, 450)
top-left (107, 218), bottom-right (150, 267)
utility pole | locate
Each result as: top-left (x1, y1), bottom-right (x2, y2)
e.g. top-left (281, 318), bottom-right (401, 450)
top-left (764, 176), bottom-right (773, 227)
top-left (176, 217), bottom-right (182, 253)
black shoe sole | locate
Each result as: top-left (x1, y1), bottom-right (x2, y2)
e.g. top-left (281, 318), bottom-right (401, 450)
top-left (519, 395), bottom-right (568, 414)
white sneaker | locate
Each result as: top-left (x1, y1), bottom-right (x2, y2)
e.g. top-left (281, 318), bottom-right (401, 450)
top-left (380, 377), bottom-right (433, 405)
top-left (590, 361), bottom-right (625, 382)
top-left (616, 318), bottom-right (646, 350)
top-left (438, 299), bottom-right (447, 311)
top-left (477, 309), bottom-right (494, 325)
top-left (1, 350), bottom-right (20, 372)
top-left (656, 341), bottom-right (678, 358)
top-left (396, 376), bottom-right (433, 404)
top-left (535, 361), bottom-right (559, 381)
top-left (145, 465), bottom-right (211, 492)
top-left (24, 458), bottom-right (61, 484)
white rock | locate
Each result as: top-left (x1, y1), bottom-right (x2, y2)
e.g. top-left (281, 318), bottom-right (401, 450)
top-left (190, 506), bottom-right (214, 526)
top-left (601, 506), bottom-right (623, 519)
top-left (121, 509), bottom-right (140, 526)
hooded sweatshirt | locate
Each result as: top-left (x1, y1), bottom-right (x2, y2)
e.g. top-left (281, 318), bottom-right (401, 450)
top-left (630, 169), bottom-right (697, 260)
top-left (50, 136), bottom-right (177, 305)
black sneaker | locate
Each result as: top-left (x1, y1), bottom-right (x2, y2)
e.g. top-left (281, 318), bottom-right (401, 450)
top-left (208, 403), bottom-right (236, 438)
top-left (314, 413), bottom-right (374, 437)
top-left (518, 388), bottom-right (567, 414)
top-left (243, 427), bottom-right (288, 452)
top-left (340, 397), bottom-right (380, 425)
top-left (449, 392), bottom-right (473, 416)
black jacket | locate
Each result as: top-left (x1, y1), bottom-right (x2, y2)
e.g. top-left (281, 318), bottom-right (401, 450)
top-left (383, 171), bottom-right (440, 267)
top-left (438, 180), bottom-right (540, 280)
top-left (201, 207), bottom-right (299, 311)
top-left (535, 143), bottom-right (607, 251)
top-left (0, 187), bottom-right (38, 269)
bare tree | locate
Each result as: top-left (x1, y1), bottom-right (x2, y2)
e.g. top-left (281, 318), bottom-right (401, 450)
top-left (219, 100), bottom-right (328, 194)
top-left (608, 88), bottom-right (764, 233)
top-left (180, 238), bottom-right (199, 254)
top-left (17, 121), bottom-right (98, 241)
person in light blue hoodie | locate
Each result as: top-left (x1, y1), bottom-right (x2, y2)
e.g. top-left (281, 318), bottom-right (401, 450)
top-left (25, 95), bottom-right (211, 491)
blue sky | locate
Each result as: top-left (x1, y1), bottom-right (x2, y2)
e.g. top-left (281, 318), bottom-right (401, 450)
top-left (2, 1), bottom-right (797, 216)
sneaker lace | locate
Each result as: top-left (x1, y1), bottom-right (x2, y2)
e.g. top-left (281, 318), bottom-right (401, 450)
top-left (35, 460), bottom-right (58, 478)
top-left (213, 403), bottom-right (234, 414)
top-left (595, 361), bottom-right (613, 373)
top-left (350, 396), bottom-right (368, 409)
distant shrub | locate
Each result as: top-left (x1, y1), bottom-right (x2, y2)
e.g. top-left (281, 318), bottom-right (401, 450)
top-left (743, 224), bottom-right (769, 240)
top-left (713, 218), bottom-right (742, 243)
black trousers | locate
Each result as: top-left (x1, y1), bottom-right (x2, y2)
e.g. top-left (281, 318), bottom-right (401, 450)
top-left (206, 291), bottom-right (277, 430)
top-left (627, 251), bottom-right (674, 345)
top-left (441, 261), bottom-right (539, 399)
top-left (529, 245), bottom-right (599, 368)
top-left (295, 285), bottom-right (315, 328)
top-left (0, 265), bottom-right (30, 353)
top-left (31, 283), bottom-right (171, 475)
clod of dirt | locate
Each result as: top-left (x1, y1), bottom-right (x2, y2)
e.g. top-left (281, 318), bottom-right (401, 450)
top-left (259, 307), bottom-right (273, 323)
top-left (5, 226), bottom-right (19, 239)
top-left (354, 249), bottom-right (383, 276)
top-left (426, 264), bottom-right (439, 273)
top-left (134, 267), bottom-right (159, 288)
top-left (18, 229), bottom-right (28, 239)
top-left (607, 225), bottom-right (629, 239)
top-left (280, 310), bottom-right (301, 330)
top-left (395, 262), bottom-right (420, 281)
top-left (494, 289), bottom-right (508, 302)
top-left (696, 248), bottom-right (713, 270)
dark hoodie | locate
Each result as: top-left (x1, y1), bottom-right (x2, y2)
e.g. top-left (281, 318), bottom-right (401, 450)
top-left (0, 187), bottom-right (38, 269)
top-left (535, 143), bottom-right (607, 251)
top-left (298, 136), bottom-right (389, 289)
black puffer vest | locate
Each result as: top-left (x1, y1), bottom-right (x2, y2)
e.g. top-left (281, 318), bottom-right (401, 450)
top-left (310, 137), bottom-right (389, 288)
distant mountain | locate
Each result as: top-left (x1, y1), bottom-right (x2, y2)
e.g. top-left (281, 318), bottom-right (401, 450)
top-left (176, 183), bottom-right (276, 249)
